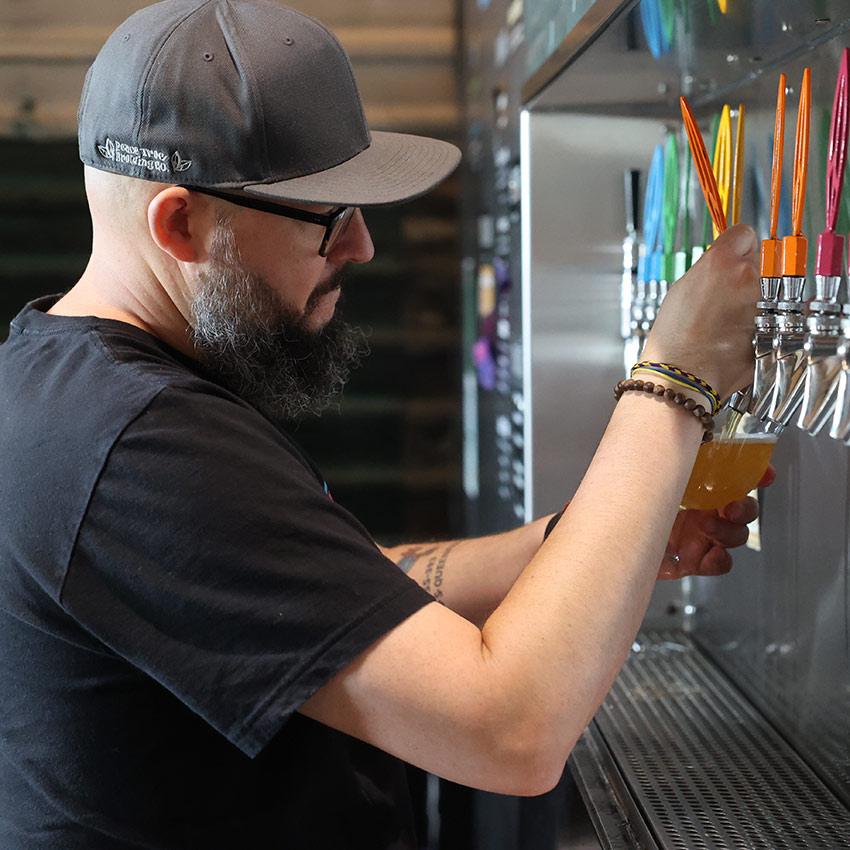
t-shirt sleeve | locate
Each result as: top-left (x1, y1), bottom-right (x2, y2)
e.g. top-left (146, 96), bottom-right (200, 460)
top-left (61, 386), bottom-right (435, 757)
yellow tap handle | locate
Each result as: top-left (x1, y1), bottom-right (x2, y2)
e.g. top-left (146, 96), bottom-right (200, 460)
top-left (712, 105), bottom-right (732, 239)
top-left (731, 104), bottom-right (745, 225)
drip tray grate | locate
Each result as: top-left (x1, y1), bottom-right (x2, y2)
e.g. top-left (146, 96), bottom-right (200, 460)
top-left (571, 629), bottom-right (850, 849)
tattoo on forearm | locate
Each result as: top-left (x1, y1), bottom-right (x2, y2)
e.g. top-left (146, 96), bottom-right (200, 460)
top-left (421, 542), bottom-right (459, 601)
top-left (396, 545), bottom-right (438, 574)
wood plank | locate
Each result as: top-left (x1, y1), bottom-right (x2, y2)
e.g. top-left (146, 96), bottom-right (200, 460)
top-left (0, 24), bottom-right (456, 62)
top-left (1, 0), bottom-right (456, 31)
top-left (0, 1), bottom-right (460, 137)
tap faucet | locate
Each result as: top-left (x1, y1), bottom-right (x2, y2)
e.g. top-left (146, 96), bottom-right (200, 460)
top-left (797, 272), bottom-right (844, 433)
top-left (768, 263), bottom-right (809, 424)
top-left (760, 68), bottom-right (812, 425)
top-left (625, 146), bottom-right (664, 371)
top-left (623, 267), bottom-right (646, 375)
top-left (747, 250), bottom-right (782, 420)
top-left (621, 170), bottom-right (641, 374)
top-left (747, 75), bottom-right (787, 421)
top-left (828, 313), bottom-right (850, 442)
top-left (801, 51), bottom-right (850, 434)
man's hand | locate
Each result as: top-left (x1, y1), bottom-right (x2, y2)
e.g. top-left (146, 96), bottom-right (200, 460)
top-left (658, 465), bottom-right (776, 580)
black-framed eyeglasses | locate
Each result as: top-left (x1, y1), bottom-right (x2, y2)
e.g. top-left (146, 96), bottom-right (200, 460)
top-left (181, 185), bottom-right (357, 257)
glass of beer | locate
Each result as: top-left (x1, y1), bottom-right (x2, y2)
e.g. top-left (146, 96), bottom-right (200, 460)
top-left (681, 395), bottom-right (781, 511)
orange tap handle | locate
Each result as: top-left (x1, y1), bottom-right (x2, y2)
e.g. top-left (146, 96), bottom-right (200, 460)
top-left (791, 68), bottom-right (811, 236)
top-left (761, 74), bottom-right (786, 278)
top-left (769, 75), bottom-right (786, 241)
top-left (713, 105), bottom-right (733, 238)
top-left (680, 96), bottom-right (727, 236)
top-left (731, 103), bottom-right (746, 226)
top-left (782, 68), bottom-right (812, 277)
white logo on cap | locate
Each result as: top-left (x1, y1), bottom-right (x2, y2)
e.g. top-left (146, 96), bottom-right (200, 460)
top-left (171, 151), bottom-right (193, 172)
top-left (97, 138), bottom-right (116, 160)
top-left (96, 137), bottom-right (193, 175)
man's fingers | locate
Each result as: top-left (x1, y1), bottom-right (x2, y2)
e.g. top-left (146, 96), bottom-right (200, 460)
top-left (720, 495), bottom-right (759, 524)
top-left (701, 545), bottom-right (733, 576)
top-left (714, 521), bottom-right (750, 549)
top-left (680, 512), bottom-right (749, 550)
top-left (757, 464), bottom-right (777, 489)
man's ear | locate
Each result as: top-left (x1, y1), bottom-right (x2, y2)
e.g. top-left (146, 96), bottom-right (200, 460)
top-left (147, 186), bottom-right (214, 263)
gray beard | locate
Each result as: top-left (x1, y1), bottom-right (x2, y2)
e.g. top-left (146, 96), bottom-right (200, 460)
top-left (189, 221), bottom-right (369, 422)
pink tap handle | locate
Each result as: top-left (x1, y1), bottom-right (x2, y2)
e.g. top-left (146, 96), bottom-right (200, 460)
top-left (826, 49), bottom-right (850, 233)
top-left (818, 50), bottom-right (850, 276)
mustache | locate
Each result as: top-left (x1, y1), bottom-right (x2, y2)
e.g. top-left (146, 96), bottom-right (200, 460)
top-left (303, 266), bottom-right (347, 317)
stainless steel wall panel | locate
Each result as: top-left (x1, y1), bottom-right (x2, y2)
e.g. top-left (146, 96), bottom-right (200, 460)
top-left (692, 429), bottom-right (850, 804)
top-left (521, 0), bottom-right (850, 806)
top-left (524, 110), bottom-right (687, 623)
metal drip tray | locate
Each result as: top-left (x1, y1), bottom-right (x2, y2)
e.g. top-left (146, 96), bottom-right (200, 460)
top-left (569, 630), bottom-right (850, 849)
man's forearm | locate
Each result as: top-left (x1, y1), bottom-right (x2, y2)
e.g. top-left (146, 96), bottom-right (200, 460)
top-left (380, 514), bottom-right (554, 627)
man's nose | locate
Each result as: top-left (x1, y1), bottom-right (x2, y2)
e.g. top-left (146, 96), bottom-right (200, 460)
top-left (331, 209), bottom-right (374, 264)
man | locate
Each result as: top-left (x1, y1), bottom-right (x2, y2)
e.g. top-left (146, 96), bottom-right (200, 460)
top-left (0, 1), bottom-right (765, 847)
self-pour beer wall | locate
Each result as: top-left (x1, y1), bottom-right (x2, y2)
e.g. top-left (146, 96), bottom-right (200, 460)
top-left (462, 0), bottom-right (850, 807)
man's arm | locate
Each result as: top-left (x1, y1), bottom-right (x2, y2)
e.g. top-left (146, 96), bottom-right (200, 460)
top-left (379, 481), bottom-right (764, 625)
top-left (377, 515), bottom-right (551, 627)
top-left (300, 226), bottom-right (760, 797)
top-left (302, 391), bottom-right (702, 795)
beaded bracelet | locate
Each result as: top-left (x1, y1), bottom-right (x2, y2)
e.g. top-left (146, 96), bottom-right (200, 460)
top-left (631, 365), bottom-right (718, 413)
top-left (630, 361), bottom-right (721, 415)
top-left (614, 378), bottom-right (715, 444)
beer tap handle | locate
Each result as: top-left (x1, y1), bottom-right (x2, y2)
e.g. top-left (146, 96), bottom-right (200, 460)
top-left (693, 113), bottom-right (721, 262)
top-left (642, 145), bottom-right (664, 285)
top-left (769, 76), bottom-right (786, 244)
top-left (624, 169), bottom-right (641, 239)
top-left (801, 54), bottom-right (850, 435)
top-left (713, 105), bottom-right (733, 240)
top-left (675, 133), bottom-right (692, 278)
top-left (825, 50), bottom-right (849, 238)
top-left (680, 97), bottom-right (727, 237)
top-left (768, 69), bottom-right (812, 425)
top-left (760, 75), bottom-right (786, 290)
top-left (781, 67), bottom-right (811, 287)
top-left (661, 132), bottom-right (680, 288)
top-left (816, 49), bottom-right (849, 283)
top-left (749, 74), bottom-right (788, 420)
top-left (731, 104), bottom-right (746, 226)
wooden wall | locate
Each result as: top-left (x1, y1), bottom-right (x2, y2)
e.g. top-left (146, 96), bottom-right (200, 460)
top-left (0, 0), bottom-right (460, 138)
top-left (0, 1), bottom-right (464, 545)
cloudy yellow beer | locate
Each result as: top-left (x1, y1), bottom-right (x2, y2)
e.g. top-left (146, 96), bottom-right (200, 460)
top-left (681, 439), bottom-right (775, 511)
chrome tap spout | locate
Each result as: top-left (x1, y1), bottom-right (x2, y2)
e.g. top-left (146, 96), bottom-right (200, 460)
top-left (642, 279), bottom-right (659, 335)
top-left (767, 276), bottom-right (809, 424)
top-left (797, 277), bottom-right (845, 434)
top-left (769, 313), bottom-right (808, 424)
top-left (829, 327), bottom-right (850, 443)
top-left (623, 278), bottom-right (647, 375)
top-left (747, 277), bottom-right (782, 419)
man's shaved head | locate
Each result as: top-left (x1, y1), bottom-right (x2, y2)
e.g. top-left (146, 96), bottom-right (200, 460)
top-left (84, 167), bottom-right (166, 240)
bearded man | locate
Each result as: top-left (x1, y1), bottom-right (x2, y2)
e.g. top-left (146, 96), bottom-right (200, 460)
top-left (0, 1), bottom-right (766, 847)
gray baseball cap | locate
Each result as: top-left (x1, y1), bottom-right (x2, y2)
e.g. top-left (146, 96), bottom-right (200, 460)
top-left (78, 0), bottom-right (461, 207)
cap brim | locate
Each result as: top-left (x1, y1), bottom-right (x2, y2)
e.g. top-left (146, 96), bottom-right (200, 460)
top-left (242, 130), bottom-right (461, 207)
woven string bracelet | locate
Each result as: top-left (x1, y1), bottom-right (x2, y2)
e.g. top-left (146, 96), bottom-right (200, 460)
top-left (614, 378), bottom-right (715, 444)
top-left (630, 361), bottom-right (721, 415)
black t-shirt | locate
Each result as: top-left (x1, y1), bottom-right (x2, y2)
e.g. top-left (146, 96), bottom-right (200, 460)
top-left (0, 297), bottom-right (435, 849)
